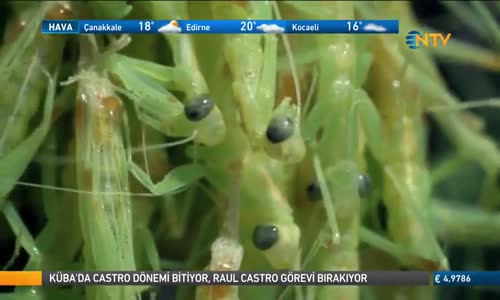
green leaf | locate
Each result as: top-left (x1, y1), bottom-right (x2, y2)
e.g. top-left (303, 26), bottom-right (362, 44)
top-left (88, 1), bottom-right (132, 20)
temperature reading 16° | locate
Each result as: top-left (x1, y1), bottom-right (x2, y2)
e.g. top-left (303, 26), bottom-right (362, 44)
top-left (140, 21), bottom-right (154, 31)
top-left (347, 21), bottom-right (361, 31)
top-left (241, 21), bottom-right (256, 31)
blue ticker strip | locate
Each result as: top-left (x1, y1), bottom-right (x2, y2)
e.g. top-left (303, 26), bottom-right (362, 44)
top-left (41, 19), bottom-right (399, 34)
top-left (434, 271), bottom-right (500, 286)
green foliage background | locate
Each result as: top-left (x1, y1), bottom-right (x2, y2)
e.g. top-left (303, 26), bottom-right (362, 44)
top-left (0, 1), bottom-right (499, 300)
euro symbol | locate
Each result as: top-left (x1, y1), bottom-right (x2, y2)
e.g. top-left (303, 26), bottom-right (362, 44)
top-left (435, 275), bottom-right (441, 284)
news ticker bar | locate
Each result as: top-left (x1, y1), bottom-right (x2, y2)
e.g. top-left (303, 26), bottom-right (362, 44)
top-left (2, 271), bottom-right (500, 286)
top-left (0, 271), bottom-right (426, 286)
top-left (41, 19), bottom-right (399, 35)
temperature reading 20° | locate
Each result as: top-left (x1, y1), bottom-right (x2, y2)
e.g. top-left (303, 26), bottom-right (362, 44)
top-left (140, 21), bottom-right (154, 31)
top-left (241, 21), bottom-right (256, 31)
top-left (347, 21), bottom-right (362, 31)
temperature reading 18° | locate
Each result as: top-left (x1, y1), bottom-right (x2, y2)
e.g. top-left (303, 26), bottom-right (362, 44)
top-left (347, 21), bottom-right (361, 32)
top-left (140, 21), bottom-right (154, 32)
top-left (241, 21), bottom-right (256, 31)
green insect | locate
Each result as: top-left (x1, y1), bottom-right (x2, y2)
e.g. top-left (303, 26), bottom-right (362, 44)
top-left (280, 2), bottom-right (400, 299)
top-left (196, 166), bottom-right (244, 300)
top-left (72, 37), bottom-right (138, 299)
top-left (107, 2), bottom-right (226, 147)
top-left (211, 1), bottom-right (274, 146)
top-left (0, 2), bottom-right (70, 155)
top-left (54, 33), bottom-right (207, 299)
top-left (358, 1), bottom-right (500, 274)
top-left (357, 1), bottom-right (500, 212)
top-left (3, 2), bottom-right (500, 300)
top-left (263, 98), bottom-right (305, 164)
top-left (178, 1), bottom-right (304, 279)
top-left (242, 151), bottom-right (301, 270)
top-left (0, 1), bottom-right (70, 202)
top-left (0, 5), bottom-right (72, 300)
top-left (211, 1), bottom-right (306, 165)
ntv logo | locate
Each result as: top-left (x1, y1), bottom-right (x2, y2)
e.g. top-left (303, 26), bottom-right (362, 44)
top-left (406, 30), bottom-right (452, 49)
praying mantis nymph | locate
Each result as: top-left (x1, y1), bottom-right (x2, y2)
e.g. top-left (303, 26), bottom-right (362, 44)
top-left (107, 53), bottom-right (223, 147)
top-left (358, 3), bottom-right (449, 271)
top-left (73, 35), bottom-right (138, 300)
top-left (105, 16), bottom-right (225, 147)
top-left (0, 1), bottom-right (72, 208)
top-left (117, 26), bottom-right (167, 273)
top-left (2, 31), bottom-right (207, 300)
top-left (210, 1), bottom-right (273, 146)
top-left (1, 70), bottom-right (65, 300)
top-left (0, 6), bottom-right (72, 300)
top-left (241, 151), bottom-right (301, 270)
top-left (189, 58), bottom-right (301, 300)
top-left (263, 98), bottom-right (306, 164)
top-left (366, 63), bottom-right (449, 270)
top-left (211, 1), bottom-right (306, 164)
top-left (179, 0), bottom-right (303, 275)
top-left (3, 2), bottom-right (499, 300)
top-left (281, 2), bottom-right (380, 299)
top-left (357, 1), bottom-right (500, 211)
top-left (290, 2), bottom-right (446, 284)
top-left (0, 1), bottom-right (70, 156)
top-left (196, 236), bottom-right (243, 300)
top-left (197, 164), bottom-right (244, 300)
top-left (61, 33), bottom-right (205, 300)
top-left (156, 1), bottom-right (227, 145)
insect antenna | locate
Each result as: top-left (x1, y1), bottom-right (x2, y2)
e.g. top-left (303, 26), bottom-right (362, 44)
top-left (272, 1), bottom-right (302, 123)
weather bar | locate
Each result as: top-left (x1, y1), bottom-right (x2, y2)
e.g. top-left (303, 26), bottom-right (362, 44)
top-left (41, 20), bottom-right (399, 34)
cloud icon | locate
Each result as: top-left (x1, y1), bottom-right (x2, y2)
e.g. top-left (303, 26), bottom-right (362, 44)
top-left (158, 20), bottom-right (181, 33)
top-left (256, 24), bottom-right (285, 34)
top-left (363, 23), bottom-right (387, 32)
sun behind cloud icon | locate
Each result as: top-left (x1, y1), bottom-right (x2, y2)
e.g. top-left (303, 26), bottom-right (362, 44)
top-left (257, 24), bottom-right (285, 34)
top-left (158, 20), bottom-right (182, 33)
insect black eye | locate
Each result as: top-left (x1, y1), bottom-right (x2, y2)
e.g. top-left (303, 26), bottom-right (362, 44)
top-left (266, 116), bottom-right (294, 144)
top-left (184, 94), bottom-right (214, 121)
top-left (253, 225), bottom-right (279, 250)
top-left (306, 181), bottom-right (322, 201)
top-left (358, 174), bottom-right (371, 198)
